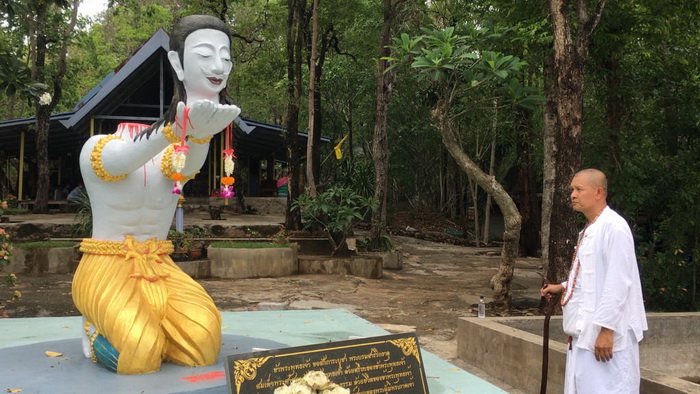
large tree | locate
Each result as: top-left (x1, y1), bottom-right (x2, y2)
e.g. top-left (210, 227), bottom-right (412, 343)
top-left (368, 0), bottom-right (407, 249)
top-left (542, 0), bottom-right (606, 283)
top-left (284, 0), bottom-right (306, 230)
top-left (25, 0), bottom-right (79, 212)
top-left (305, 0), bottom-right (320, 196)
top-left (389, 27), bottom-right (534, 309)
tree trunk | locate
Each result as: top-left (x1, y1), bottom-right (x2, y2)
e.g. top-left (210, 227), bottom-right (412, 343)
top-left (603, 55), bottom-right (623, 175)
top-left (432, 100), bottom-right (521, 311)
top-left (544, 0), bottom-right (606, 283)
top-left (369, 0), bottom-right (398, 249)
top-left (285, 0), bottom-right (306, 230)
top-left (31, 0), bottom-right (79, 214)
top-left (31, 2), bottom-right (49, 213)
top-left (483, 101), bottom-right (497, 244)
top-left (468, 176), bottom-right (480, 248)
top-left (516, 106), bottom-right (540, 257)
top-left (305, 0), bottom-right (319, 196)
top-left (541, 52), bottom-right (556, 267)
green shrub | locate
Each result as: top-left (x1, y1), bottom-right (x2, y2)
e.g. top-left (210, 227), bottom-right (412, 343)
top-left (292, 185), bottom-right (377, 255)
top-left (71, 189), bottom-right (92, 237)
top-left (640, 247), bottom-right (698, 312)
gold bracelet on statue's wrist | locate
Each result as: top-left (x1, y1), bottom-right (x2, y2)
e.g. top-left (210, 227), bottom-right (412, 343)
top-left (187, 134), bottom-right (213, 144)
top-left (161, 124), bottom-right (182, 144)
top-left (90, 135), bottom-right (128, 182)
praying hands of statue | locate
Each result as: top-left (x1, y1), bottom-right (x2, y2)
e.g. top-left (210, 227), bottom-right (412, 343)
top-left (594, 327), bottom-right (614, 362)
top-left (175, 100), bottom-right (240, 141)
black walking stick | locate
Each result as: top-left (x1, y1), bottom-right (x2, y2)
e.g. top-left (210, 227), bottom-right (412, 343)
top-left (540, 277), bottom-right (561, 394)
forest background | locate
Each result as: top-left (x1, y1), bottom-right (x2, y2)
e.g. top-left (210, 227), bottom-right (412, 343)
top-left (0, 0), bottom-right (698, 313)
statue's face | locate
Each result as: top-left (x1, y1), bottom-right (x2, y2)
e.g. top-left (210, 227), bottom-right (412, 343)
top-left (180, 28), bottom-right (232, 99)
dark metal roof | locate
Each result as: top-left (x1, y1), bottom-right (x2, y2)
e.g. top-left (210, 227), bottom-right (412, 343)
top-left (0, 27), bottom-right (328, 162)
top-left (0, 112), bottom-right (84, 158)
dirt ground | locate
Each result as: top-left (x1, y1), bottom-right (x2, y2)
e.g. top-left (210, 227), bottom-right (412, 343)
top-left (0, 232), bottom-right (544, 392)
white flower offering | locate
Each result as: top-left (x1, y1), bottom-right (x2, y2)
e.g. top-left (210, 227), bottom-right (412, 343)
top-left (274, 370), bottom-right (350, 394)
top-left (39, 92), bottom-right (52, 106)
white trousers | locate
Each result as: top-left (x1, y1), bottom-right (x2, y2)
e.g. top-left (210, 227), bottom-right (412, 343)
top-left (565, 330), bottom-right (641, 394)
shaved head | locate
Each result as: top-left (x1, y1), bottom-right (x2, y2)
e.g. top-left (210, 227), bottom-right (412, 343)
top-left (574, 168), bottom-right (608, 194)
top-left (570, 168), bottom-right (609, 221)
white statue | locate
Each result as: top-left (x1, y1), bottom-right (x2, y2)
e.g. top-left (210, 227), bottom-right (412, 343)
top-left (72, 15), bottom-right (241, 374)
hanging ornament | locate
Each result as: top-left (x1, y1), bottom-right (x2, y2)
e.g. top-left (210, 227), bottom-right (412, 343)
top-left (220, 123), bottom-right (236, 199)
top-left (171, 107), bottom-right (191, 195)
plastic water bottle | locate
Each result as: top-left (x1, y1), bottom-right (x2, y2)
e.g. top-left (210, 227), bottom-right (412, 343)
top-left (478, 296), bottom-right (486, 318)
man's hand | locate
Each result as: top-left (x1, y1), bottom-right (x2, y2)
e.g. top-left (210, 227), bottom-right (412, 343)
top-left (176, 100), bottom-right (241, 140)
top-left (594, 327), bottom-right (614, 362)
top-left (540, 283), bottom-right (564, 300)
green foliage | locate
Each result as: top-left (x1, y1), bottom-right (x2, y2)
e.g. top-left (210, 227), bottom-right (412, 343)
top-left (184, 226), bottom-right (209, 249)
top-left (639, 247), bottom-right (698, 312)
top-left (270, 226), bottom-right (290, 245)
top-left (0, 54), bottom-right (48, 101)
top-left (357, 235), bottom-right (393, 252)
top-left (292, 185), bottom-right (377, 255)
top-left (168, 226), bottom-right (209, 250)
top-left (71, 188), bottom-right (92, 238)
top-left (293, 186), bottom-right (377, 234)
top-left (167, 229), bottom-right (188, 251)
top-left (333, 159), bottom-right (375, 198)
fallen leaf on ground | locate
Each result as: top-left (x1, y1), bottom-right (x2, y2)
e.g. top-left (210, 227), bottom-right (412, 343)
top-left (45, 351), bottom-right (63, 357)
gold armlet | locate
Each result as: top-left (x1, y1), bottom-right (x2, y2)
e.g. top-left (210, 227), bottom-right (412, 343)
top-left (161, 123), bottom-right (181, 144)
top-left (187, 135), bottom-right (213, 144)
top-left (160, 144), bottom-right (199, 182)
top-left (90, 135), bottom-right (128, 182)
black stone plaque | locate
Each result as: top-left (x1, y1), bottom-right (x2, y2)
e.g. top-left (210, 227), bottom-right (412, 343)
top-left (224, 332), bottom-right (429, 393)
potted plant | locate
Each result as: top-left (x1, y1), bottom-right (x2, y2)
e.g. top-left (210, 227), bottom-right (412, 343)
top-left (167, 230), bottom-right (188, 261)
top-left (184, 226), bottom-right (208, 260)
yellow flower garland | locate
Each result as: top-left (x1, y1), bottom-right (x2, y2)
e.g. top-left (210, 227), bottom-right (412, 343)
top-left (160, 144), bottom-right (199, 182)
top-left (161, 123), bottom-right (182, 144)
top-left (90, 135), bottom-right (128, 182)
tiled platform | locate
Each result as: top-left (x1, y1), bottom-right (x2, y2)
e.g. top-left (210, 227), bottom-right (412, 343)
top-left (1, 309), bottom-right (507, 393)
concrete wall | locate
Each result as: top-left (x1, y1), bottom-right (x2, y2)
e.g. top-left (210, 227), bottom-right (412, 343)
top-left (458, 317), bottom-right (567, 394)
top-left (245, 197), bottom-right (286, 215)
top-left (7, 246), bottom-right (79, 274)
top-left (458, 313), bottom-right (700, 394)
top-left (208, 245), bottom-right (298, 278)
top-left (298, 255), bottom-right (383, 279)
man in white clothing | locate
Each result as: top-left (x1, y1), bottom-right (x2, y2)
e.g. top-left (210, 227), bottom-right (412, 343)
top-left (541, 168), bottom-right (648, 393)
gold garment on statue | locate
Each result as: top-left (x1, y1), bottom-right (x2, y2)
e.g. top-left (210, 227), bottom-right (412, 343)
top-left (72, 236), bottom-right (221, 375)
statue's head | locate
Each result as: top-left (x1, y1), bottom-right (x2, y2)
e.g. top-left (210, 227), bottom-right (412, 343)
top-left (136, 15), bottom-right (235, 140)
top-left (168, 15), bottom-right (233, 104)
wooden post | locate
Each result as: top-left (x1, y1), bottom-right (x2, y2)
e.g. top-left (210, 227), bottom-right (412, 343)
top-left (18, 131), bottom-right (25, 200)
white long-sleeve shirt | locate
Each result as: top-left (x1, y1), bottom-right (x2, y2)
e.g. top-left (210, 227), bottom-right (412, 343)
top-left (561, 206), bottom-right (648, 352)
